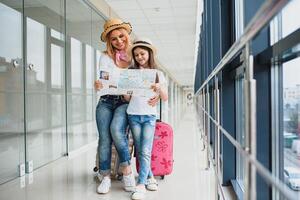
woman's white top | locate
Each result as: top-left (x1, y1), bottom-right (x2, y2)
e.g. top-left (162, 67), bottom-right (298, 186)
top-left (98, 53), bottom-right (133, 96)
top-left (127, 70), bottom-right (167, 115)
top-left (99, 52), bottom-right (133, 70)
top-left (98, 53), bottom-right (117, 72)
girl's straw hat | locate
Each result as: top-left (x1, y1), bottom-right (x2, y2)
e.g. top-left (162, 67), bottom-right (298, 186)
top-left (101, 18), bottom-right (132, 42)
top-left (131, 37), bottom-right (157, 55)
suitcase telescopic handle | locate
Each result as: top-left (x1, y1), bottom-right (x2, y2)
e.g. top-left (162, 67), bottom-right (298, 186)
top-left (156, 99), bottom-right (162, 122)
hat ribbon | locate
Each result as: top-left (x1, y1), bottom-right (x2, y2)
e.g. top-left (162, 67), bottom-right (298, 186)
top-left (133, 41), bottom-right (151, 45)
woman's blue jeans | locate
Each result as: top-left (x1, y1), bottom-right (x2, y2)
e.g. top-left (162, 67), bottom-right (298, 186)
top-left (128, 114), bottom-right (156, 185)
top-left (96, 96), bottom-right (131, 176)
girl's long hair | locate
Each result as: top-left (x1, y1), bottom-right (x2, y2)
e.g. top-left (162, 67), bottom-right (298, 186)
top-left (132, 46), bottom-right (159, 82)
top-left (104, 28), bottom-right (132, 61)
top-left (132, 46), bottom-right (157, 69)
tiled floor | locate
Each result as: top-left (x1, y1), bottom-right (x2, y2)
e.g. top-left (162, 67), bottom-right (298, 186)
top-left (0, 107), bottom-right (216, 200)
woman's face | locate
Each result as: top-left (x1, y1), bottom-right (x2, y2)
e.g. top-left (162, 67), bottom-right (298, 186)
top-left (133, 47), bottom-right (150, 68)
top-left (109, 29), bottom-right (127, 50)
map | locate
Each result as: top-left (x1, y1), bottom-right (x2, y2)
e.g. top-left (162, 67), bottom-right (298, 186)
top-left (98, 68), bottom-right (157, 97)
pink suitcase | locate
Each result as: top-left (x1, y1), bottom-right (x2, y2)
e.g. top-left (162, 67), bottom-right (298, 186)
top-left (136, 121), bottom-right (173, 179)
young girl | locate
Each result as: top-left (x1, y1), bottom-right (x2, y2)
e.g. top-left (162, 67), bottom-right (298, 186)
top-left (127, 38), bottom-right (168, 200)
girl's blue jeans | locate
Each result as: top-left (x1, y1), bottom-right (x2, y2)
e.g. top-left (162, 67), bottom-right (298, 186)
top-left (128, 114), bottom-right (156, 185)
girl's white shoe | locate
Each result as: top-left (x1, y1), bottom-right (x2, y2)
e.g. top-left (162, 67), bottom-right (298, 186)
top-left (146, 177), bottom-right (158, 191)
top-left (97, 176), bottom-right (111, 194)
top-left (131, 185), bottom-right (146, 200)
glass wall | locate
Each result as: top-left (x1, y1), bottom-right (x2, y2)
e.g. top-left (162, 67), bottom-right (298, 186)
top-left (24, 0), bottom-right (67, 170)
top-left (66, 0), bottom-right (105, 151)
top-left (194, 0), bottom-right (300, 199)
top-left (0, 0), bottom-right (25, 184)
top-left (0, 0), bottom-right (106, 184)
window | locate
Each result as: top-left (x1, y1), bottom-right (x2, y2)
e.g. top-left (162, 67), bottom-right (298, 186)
top-left (27, 18), bottom-right (45, 83)
top-left (234, 0), bottom-right (244, 39)
top-left (235, 74), bottom-right (245, 192)
top-left (281, 0), bottom-right (300, 38)
top-left (270, 1), bottom-right (300, 198)
top-left (85, 44), bottom-right (94, 90)
top-left (71, 37), bottom-right (82, 89)
top-left (281, 57), bottom-right (300, 195)
top-left (51, 44), bottom-right (63, 88)
top-left (51, 29), bottom-right (64, 41)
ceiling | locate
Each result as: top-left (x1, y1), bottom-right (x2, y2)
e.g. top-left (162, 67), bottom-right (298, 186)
top-left (102, 0), bottom-right (203, 87)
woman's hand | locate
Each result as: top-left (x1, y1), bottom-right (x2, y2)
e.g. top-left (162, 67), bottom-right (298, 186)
top-left (94, 80), bottom-right (103, 91)
top-left (148, 95), bottom-right (160, 107)
top-left (123, 95), bottom-right (131, 102)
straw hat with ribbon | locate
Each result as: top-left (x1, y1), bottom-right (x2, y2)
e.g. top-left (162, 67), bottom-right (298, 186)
top-left (131, 37), bottom-right (157, 55)
top-left (100, 18), bottom-right (132, 42)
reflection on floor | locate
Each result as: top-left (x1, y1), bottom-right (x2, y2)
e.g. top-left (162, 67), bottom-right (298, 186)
top-left (0, 121), bottom-right (98, 185)
top-left (0, 108), bottom-right (216, 200)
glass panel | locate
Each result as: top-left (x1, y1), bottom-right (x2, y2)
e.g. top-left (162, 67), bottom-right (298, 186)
top-left (51, 44), bottom-right (63, 88)
top-left (234, 0), bottom-right (244, 39)
top-left (235, 75), bottom-right (245, 191)
top-left (26, 18), bottom-right (45, 83)
top-left (271, 2), bottom-right (300, 199)
top-left (281, 0), bottom-right (300, 38)
top-left (66, 0), bottom-right (97, 151)
top-left (282, 57), bottom-right (300, 196)
top-left (96, 50), bottom-right (101, 80)
top-left (51, 29), bottom-right (64, 41)
top-left (25, 0), bottom-right (66, 169)
top-left (71, 37), bottom-right (82, 89)
top-left (91, 11), bottom-right (106, 51)
top-left (0, 0), bottom-right (25, 184)
top-left (85, 44), bottom-right (94, 90)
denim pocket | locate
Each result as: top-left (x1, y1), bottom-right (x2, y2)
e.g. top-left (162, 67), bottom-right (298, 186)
top-left (147, 115), bottom-right (156, 126)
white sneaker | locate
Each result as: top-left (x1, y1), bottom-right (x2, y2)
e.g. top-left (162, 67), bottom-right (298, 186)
top-left (122, 173), bottom-right (136, 192)
top-left (97, 176), bottom-right (111, 194)
top-left (131, 186), bottom-right (146, 200)
top-left (97, 172), bottom-right (103, 182)
top-left (146, 177), bottom-right (158, 191)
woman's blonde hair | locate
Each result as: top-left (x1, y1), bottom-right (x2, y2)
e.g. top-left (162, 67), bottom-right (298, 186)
top-left (105, 28), bottom-right (132, 60)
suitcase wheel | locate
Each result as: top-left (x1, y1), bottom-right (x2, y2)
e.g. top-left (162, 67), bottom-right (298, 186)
top-left (117, 174), bottom-right (123, 181)
top-left (160, 175), bottom-right (165, 180)
top-left (93, 166), bottom-right (98, 172)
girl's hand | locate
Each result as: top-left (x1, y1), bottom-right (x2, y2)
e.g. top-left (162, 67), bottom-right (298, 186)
top-left (151, 83), bottom-right (161, 94)
top-left (94, 80), bottom-right (103, 91)
top-left (148, 95), bottom-right (160, 107)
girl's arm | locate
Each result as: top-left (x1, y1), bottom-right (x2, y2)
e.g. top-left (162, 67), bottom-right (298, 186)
top-left (159, 84), bottom-right (168, 101)
top-left (151, 83), bottom-right (168, 101)
top-left (148, 95), bottom-right (160, 107)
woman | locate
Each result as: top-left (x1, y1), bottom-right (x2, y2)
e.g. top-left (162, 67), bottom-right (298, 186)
top-left (94, 18), bottom-right (136, 194)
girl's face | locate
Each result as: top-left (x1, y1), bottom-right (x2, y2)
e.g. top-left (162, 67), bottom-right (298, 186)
top-left (133, 47), bottom-right (149, 68)
top-left (109, 29), bottom-right (127, 50)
